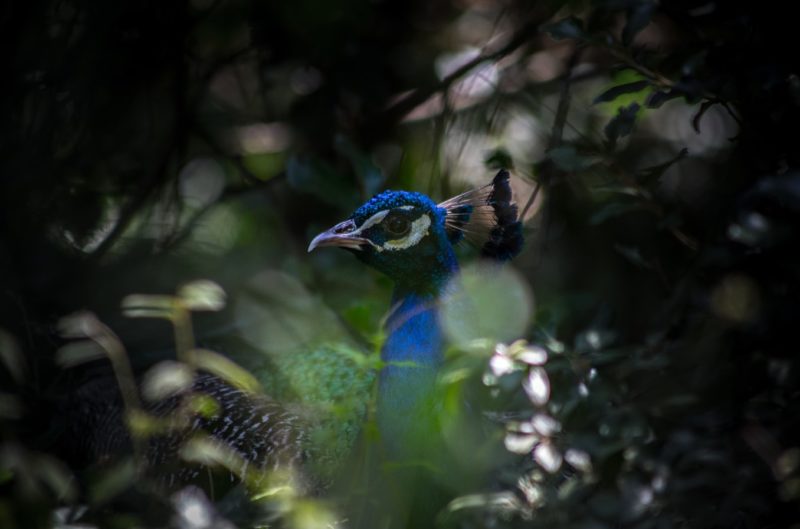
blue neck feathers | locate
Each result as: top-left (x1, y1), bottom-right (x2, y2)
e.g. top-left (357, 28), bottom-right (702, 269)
top-left (376, 246), bottom-right (458, 458)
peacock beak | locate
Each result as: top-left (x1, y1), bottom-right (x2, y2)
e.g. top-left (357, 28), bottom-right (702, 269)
top-left (308, 219), bottom-right (368, 252)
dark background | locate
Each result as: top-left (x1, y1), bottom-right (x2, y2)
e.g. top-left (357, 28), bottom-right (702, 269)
top-left (2, 0), bottom-right (800, 527)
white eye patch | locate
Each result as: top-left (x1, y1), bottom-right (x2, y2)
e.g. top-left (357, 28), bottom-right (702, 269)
top-left (381, 213), bottom-right (431, 251)
top-left (352, 207), bottom-right (431, 252)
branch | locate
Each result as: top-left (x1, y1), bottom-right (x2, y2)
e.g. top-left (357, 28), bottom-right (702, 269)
top-left (380, 8), bottom-right (558, 125)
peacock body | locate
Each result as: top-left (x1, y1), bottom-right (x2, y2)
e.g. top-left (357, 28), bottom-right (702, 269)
top-left (63, 170), bottom-right (522, 525)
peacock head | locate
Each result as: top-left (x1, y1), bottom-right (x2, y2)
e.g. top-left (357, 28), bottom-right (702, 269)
top-left (308, 170), bottom-right (524, 292)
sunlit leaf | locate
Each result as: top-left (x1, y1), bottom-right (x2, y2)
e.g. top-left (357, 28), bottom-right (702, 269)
top-left (192, 348), bottom-right (262, 393)
top-left (177, 280), bottom-right (227, 312)
top-left (523, 367), bottom-right (550, 406)
top-left (141, 360), bottom-right (194, 402)
top-left (126, 409), bottom-right (167, 438)
top-left (533, 441), bottom-right (562, 473)
top-left (57, 311), bottom-right (102, 339)
top-left (565, 448), bottom-right (592, 472)
top-left (594, 80), bottom-right (651, 104)
top-left (531, 413), bottom-right (561, 436)
top-left (441, 264), bottom-right (533, 348)
top-left (505, 431), bottom-right (538, 454)
top-left (121, 294), bottom-right (176, 319)
top-left (55, 340), bottom-right (106, 367)
top-left (515, 345), bottom-right (548, 366)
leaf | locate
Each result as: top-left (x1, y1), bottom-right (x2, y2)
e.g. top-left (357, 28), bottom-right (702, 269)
top-left (121, 294), bottom-right (175, 319)
top-left (484, 148), bottom-right (514, 171)
top-left (192, 348), bottom-right (262, 393)
top-left (141, 360), bottom-right (194, 402)
top-left (543, 17), bottom-right (586, 41)
top-left (590, 202), bottom-right (642, 225)
top-left (614, 244), bottom-right (654, 270)
top-left (692, 100), bottom-right (715, 133)
top-left (645, 90), bottom-right (681, 108)
top-left (0, 329), bottom-right (25, 384)
top-left (593, 80), bottom-right (651, 104)
top-left (548, 145), bottom-right (600, 172)
top-left (55, 340), bottom-right (107, 367)
top-left (622, 2), bottom-right (656, 46)
top-left (604, 102), bottom-right (641, 146)
top-left (177, 279), bottom-right (227, 312)
top-left (637, 148), bottom-right (688, 185)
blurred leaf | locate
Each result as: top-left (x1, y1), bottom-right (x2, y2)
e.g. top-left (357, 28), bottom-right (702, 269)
top-left (32, 455), bottom-right (76, 503)
top-left (543, 17), bottom-right (586, 41)
top-left (594, 80), bottom-right (650, 104)
top-left (484, 148), bottom-right (514, 171)
top-left (622, 2), bottom-right (656, 46)
top-left (121, 294), bottom-right (176, 319)
top-left (645, 89), bottom-right (681, 108)
top-left (523, 367), bottom-right (551, 406)
top-left (441, 264), bottom-right (533, 348)
top-left (637, 148), bottom-right (688, 186)
top-left (126, 409), bottom-right (167, 438)
top-left (604, 103), bottom-right (641, 146)
top-left (692, 100), bottom-right (715, 133)
top-left (242, 152), bottom-right (285, 181)
top-left (141, 360), bottom-right (194, 402)
top-left (192, 348), bottom-right (262, 393)
top-left (187, 393), bottom-right (221, 418)
top-left (548, 145), bottom-right (601, 172)
top-left (55, 340), bottom-right (106, 367)
top-left (57, 311), bottom-right (102, 339)
top-left (88, 459), bottom-right (136, 504)
top-left (177, 279), bottom-right (227, 312)
top-left (0, 329), bottom-right (26, 384)
top-left (614, 244), bottom-right (654, 270)
top-left (590, 202), bottom-right (642, 224)
top-left (0, 393), bottom-right (22, 419)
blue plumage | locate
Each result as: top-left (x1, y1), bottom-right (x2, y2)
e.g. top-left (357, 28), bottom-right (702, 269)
top-left (309, 170), bottom-right (523, 462)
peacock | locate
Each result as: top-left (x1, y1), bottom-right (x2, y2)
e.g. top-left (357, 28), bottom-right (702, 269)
top-left (306, 168), bottom-right (523, 523)
top-left (60, 169), bottom-right (523, 524)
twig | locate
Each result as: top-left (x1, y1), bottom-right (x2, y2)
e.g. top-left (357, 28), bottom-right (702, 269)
top-left (381, 8), bottom-right (558, 125)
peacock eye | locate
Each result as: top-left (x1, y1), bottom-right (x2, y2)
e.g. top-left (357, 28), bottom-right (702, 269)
top-left (384, 213), bottom-right (411, 238)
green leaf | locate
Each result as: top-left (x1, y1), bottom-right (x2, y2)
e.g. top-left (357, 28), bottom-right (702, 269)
top-left (593, 80), bottom-right (650, 104)
top-left (192, 348), bottom-right (263, 393)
